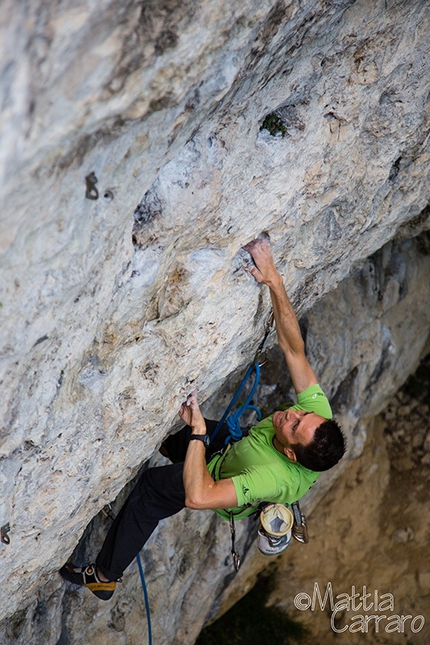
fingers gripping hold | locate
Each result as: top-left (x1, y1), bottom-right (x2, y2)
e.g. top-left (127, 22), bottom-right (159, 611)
top-left (243, 238), bottom-right (278, 286)
top-left (178, 389), bottom-right (206, 430)
top-left (186, 389), bottom-right (198, 407)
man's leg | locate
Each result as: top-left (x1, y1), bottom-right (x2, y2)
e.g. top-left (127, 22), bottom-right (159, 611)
top-left (60, 462), bottom-right (186, 599)
top-left (96, 420), bottom-right (230, 581)
top-left (96, 462), bottom-right (186, 581)
top-left (61, 420), bottom-right (230, 598)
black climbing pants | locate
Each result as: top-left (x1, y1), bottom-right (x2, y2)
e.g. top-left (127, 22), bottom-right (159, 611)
top-left (96, 419), bottom-right (229, 581)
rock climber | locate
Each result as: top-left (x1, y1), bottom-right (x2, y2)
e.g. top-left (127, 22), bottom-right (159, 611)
top-left (60, 238), bottom-right (346, 599)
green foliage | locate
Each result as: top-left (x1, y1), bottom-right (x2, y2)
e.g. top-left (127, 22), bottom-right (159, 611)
top-left (261, 113), bottom-right (287, 137)
top-left (196, 569), bottom-right (308, 645)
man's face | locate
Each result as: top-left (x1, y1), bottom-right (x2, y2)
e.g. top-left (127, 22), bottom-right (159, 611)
top-left (272, 408), bottom-right (325, 460)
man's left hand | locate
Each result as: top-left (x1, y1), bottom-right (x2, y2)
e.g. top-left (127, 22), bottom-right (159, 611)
top-left (243, 239), bottom-right (281, 287)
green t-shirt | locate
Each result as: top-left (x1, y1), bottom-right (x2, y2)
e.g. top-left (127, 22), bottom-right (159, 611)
top-left (208, 384), bottom-right (332, 521)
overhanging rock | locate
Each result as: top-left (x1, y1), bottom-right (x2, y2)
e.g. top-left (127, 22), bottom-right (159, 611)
top-left (0, 0), bottom-right (429, 637)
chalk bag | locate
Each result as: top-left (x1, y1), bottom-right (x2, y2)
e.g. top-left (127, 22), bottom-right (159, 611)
top-left (257, 503), bottom-right (294, 556)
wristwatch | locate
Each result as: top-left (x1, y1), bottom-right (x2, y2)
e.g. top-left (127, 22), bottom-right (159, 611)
top-left (189, 434), bottom-right (210, 448)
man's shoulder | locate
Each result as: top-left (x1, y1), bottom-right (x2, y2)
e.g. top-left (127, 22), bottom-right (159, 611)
top-left (248, 415), bottom-right (275, 436)
top-left (255, 385), bottom-right (332, 422)
top-left (294, 384), bottom-right (333, 419)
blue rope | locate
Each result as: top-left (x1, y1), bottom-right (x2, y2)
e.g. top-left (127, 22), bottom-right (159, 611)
top-left (136, 553), bottom-right (152, 645)
top-left (210, 363), bottom-right (262, 444)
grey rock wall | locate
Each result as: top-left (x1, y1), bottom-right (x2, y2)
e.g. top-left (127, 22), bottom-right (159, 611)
top-left (0, 0), bottom-right (429, 641)
top-left (2, 231), bottom-right (430, 645)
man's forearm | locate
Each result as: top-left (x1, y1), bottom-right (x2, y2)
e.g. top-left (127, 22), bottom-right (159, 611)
top-left (183, 439), bottom-right (238, 509)
top-left (182, 423), bottom-right (215, 508)
top-left (266, 272), bottom-right (317, 393)
top-left (179, 391), bottom-right (238, 509)
top-left (244, 239), bottom-right (317, 393)
top-left (266, 273), bottom-right (305, 357)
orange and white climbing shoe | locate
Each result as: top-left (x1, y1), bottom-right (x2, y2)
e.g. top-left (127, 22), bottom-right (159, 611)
top-left (59, 563), bottom-right (117, 600)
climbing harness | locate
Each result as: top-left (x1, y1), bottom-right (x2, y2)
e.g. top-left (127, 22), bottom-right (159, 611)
top-left (226, 500), bottom-right (308, 566)
top-left (226, 499), bottom-right (308, 569)
top-left (103, 505), bottom-right (152, 645)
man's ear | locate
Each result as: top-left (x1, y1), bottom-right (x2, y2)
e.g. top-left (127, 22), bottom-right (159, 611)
top-left (284, 446), bottom-right (297, 462)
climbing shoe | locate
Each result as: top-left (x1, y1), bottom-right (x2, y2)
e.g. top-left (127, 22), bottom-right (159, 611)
top-left (59, 563), bottom-right (117, 600)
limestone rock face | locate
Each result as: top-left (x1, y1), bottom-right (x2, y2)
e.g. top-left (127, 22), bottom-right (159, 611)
top-left (4, 229), bottom-right (430, 645)
top-left (0, 0), bottom-right (429, 642)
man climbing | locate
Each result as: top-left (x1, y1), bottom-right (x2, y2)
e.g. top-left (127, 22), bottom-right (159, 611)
top-left (60, 238), bottom-right (346, 600)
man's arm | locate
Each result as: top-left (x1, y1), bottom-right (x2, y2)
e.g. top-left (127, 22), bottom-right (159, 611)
top-left (180, 391), bottom-right (238, 510)
top-left (243, 239), bottom-right (317, 394)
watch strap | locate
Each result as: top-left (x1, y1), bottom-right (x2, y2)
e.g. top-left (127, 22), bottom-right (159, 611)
top-left (189, 434), bottom-right (210, 447)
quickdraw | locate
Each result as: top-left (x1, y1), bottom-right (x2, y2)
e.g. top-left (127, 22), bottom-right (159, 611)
top-left (229, 513), bottom-right (241, 572)
top-left (291, 500), bottom-right (309, 544)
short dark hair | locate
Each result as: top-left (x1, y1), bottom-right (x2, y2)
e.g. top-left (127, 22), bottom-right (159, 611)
top-left (292, 419), bottom-right (346, 472)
